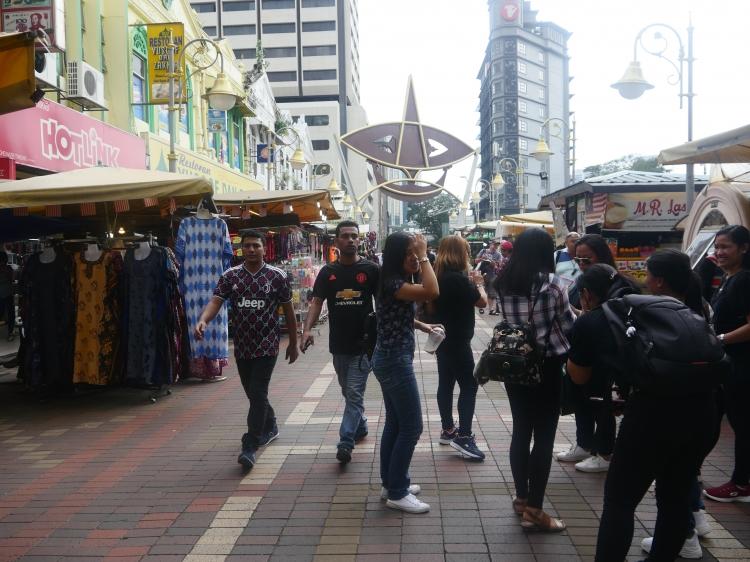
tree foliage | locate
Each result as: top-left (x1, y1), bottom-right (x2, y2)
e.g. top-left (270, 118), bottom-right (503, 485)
top-left (406, 192), bottom-right (457, 242)
top-left (584, 154), bottom-right (664, 178)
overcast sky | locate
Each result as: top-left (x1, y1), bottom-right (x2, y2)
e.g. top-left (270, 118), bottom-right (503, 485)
top-left (358, 0), bottom-right (750, 198)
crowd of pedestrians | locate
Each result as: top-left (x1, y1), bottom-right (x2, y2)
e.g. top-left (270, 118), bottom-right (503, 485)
top-left (194, 221), bottom-right (750, 561)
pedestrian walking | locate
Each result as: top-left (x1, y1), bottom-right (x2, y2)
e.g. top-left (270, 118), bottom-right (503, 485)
top-left (566, 263), bottom-right (719, 562)
top-left (433, 235), bottom-right (487, 460)
top-left (300, 220), bottom-right (379, 465)
top-left (704, 225), bottom-right (750, 503)
top-left (493, 228), bottom-right (575, 531)
top-left (195, 230), bottom-right (298, 471)
top-left (373, 232), bottom-right (440, 514)
top-left (475, 241), bottom-right (501, 315)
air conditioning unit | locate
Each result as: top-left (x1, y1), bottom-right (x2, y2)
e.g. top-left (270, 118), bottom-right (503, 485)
top-left (66, 60), bottom-right (107, 110)
top-left (35, 52), bottom-right (59, 90)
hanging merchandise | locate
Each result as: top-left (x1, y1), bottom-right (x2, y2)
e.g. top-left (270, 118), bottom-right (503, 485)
top-left (72, 250), bottom-right (123, 386)
top-left (175, 216), bottom-right (233, 380)
top-left (18, 247), bottom-right (76, 391)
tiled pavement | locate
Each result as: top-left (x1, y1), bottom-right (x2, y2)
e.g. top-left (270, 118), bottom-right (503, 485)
top-left (0, 313), bottom-right (748, 562)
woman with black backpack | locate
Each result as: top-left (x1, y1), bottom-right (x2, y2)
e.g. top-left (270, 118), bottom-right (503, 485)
top-left (492, 228), bottom-right (575, 531)
top-left (567, 261), bottom-right (718, 562)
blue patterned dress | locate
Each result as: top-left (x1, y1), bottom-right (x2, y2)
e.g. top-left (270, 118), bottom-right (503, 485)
top-left (175, 216), bottom-right (233, 379)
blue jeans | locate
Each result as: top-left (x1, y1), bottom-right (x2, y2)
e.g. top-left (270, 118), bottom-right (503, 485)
top-left (332, 354), bottom-right (370, 449)
top-left (371, 345), bottom-right (423, 501)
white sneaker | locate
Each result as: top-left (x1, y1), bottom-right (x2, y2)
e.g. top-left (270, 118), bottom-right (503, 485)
top-left (380, 484), bottom-right (421, 500)
top-left (556, 444), bottom-right (590, 462)
top-left (641, 533), bottom-right (702, 559)
top-left (386, 493), bottom-right (430, 514)
top-left (575, 455), bottom-right (610, 473)
top-left (693, 509), bottom-right (712, 537)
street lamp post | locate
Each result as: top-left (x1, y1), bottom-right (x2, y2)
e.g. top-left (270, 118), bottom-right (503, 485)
top-left (476, 175), bottom-right (503, 221)
top-left (493, 157), bottom-right (525, 213)
top-left (529, 117), bottom-right (574, 186)
top-left (611, 19), bottom-right (695, 210)
top-left (264, 126), bottom-right (307, 190)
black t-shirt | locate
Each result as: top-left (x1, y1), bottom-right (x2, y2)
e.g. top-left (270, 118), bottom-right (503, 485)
top-left (711, 269), bottom-right (750, 367)
top-left (312, 259), bottom-right (379, 355)
top-left (435, 270), bottom-right (480, 346)
top-left (567, 307), bottom-right (619, 395)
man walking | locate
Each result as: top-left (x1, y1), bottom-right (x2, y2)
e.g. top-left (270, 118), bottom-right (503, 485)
top-left (301, 221), bottom-right (379, 464)
top-left (195, 230), bottom-right (298, 471)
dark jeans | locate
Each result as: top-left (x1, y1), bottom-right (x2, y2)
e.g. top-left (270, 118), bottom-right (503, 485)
top-left (595, 393), bottom-right (716, 562)
top-left (236, 355), bottom-right (278, 449)
top-left (575, 397), bottom-right (616, 456)
top-left (436, 341), bottom-right (478, 435)
top-left (504, 356), bottom-right (563, 509)
top-left (724, 375), bottom-right (750, 486)
top-left (1, 296), bottom-right (13, 336)
top-left (371, 345), bottom-right (422, 501)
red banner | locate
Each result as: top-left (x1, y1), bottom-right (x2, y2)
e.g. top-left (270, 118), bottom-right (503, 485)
top-left (0, 99), bottom-right (146, 172)
top-left (0, 157), bottom-right (15, 180)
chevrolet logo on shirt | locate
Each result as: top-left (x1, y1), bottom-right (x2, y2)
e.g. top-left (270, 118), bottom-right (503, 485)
top-left (336, 289), bottom-right (362, 300)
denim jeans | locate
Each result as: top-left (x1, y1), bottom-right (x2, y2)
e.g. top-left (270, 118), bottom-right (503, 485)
top-left (332, 354), bottom-right (370, 449)
top-left (435, 341), bottom-right (478, 435)
top-left (371, 345), bottom-right (423, 501)
top-left (236, 355), bottom-right (278, 449)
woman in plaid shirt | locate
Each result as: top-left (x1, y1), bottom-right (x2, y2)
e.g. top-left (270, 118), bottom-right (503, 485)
top-left (493, 228), bottom-right (576, 532)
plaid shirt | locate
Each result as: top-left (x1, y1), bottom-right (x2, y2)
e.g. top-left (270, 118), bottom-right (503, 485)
top-left (497, 273), bottom-right (575, 357)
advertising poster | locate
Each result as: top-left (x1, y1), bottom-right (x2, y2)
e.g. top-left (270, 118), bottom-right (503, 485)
top-left (145, 22), bottom-right (185, 104)
top-left (2, 8), bottom-right (50, 33)
top-left (256, 143), bottom-right (274, 163)
top-left (602, 192), bottom-right (688, 231)
top-left (207, 109), bottom-right (227, 132)
top-left (0, 0), bottom-right (63, 50)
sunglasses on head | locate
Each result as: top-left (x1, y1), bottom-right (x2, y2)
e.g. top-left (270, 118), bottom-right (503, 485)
top-left (574, 257), bottom-right (592, 264)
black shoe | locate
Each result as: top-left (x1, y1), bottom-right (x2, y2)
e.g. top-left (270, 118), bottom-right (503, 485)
top-left (237, 448), bottom-right (256, 470)
top-left (258, 426), bottom-right (279, 447)
top-left (354, 429), bottom-right (368, 442)
top-left (450, 434), bottom-right (485, 461)
top-left (336, 446), bottom-right (352, 464)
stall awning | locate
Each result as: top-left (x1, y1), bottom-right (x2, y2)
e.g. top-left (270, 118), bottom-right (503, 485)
top-left (214, 189), bottom-right (340, 222)
top-left (0, 166), bottom-right (212, 211)
top-left (659, 124), bottom-right (750, 165)
top-left (500, 210), bottom-right (553, 225)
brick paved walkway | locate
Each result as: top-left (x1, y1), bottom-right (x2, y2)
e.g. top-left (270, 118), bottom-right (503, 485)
top-left (0, 313), bottom-right (748, 562)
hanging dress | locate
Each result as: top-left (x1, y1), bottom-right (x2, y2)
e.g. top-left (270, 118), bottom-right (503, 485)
top-left (175, 216), bottom-right (233, 379)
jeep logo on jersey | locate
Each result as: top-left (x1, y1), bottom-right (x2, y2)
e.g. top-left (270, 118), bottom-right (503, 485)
top-left (356, 272), bottom-right (368, 284)
top-left (237, 298), bottom-right (266, 309)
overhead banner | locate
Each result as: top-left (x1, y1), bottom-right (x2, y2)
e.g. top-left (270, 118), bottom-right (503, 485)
top-left (602, 192), bottom-right (688, 231)
top-left (145, 22), bottom-right (185, 104)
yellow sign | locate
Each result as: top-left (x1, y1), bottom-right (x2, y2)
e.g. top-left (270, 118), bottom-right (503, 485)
top-left (146, 22), bottom-right (185, 104)
top-left (145, 134), bottom-right (263, 194)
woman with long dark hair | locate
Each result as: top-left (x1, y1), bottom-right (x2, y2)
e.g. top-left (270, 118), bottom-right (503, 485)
top-left (567, 260), bottom-right (718, 561)
top-left (493, 228), bottom-right (575, 531)
top-left (373, 232), bottom-right (441, 514)
top-left (704, 225), bottom-right (750, 503)
top-left (433, 235), bottom-right (487, 460)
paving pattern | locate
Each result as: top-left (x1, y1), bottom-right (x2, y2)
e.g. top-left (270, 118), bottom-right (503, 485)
top-left (0, 313), bottom-right (748, 561)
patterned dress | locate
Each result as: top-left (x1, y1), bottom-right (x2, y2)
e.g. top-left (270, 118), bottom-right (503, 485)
top-left (175, 216), bottom-right (233, 379)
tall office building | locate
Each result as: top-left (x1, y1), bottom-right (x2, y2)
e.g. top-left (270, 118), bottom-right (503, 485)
top-left (191, 0), bottom-right (364, 193)
top-left (477, 0), bottom-right (570, 215)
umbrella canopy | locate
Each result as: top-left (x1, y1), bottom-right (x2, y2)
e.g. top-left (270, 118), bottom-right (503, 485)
top-left (659, 124), bottom-right (750, 165)
top-left (214, 189), bottom-right (340, 222)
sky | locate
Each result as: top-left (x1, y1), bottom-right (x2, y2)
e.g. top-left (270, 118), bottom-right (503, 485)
top-left (358, 0), bottom-right (750, 199)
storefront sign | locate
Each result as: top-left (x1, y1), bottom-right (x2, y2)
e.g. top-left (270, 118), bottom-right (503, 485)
top-left (500, 0), bottom-right (520, 21)
top-left (256, 143), bottom-right (274, 163)
top-left (145, 22), bottom-right (185, 104)
top-left (0, 99), bottom-right (146, 172)
top-left (0, 0), bottom-right (64, 50)
top-left (207, 109), bottom-right (227, 132)
top-left (144, 133), bottom-right (262, 195)
top-left (0, 156), bottom-right (15, 180)
top-left (602, 192), bottom-right (688, 231)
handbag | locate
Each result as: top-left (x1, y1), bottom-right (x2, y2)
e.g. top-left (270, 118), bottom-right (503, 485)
top-left (474, 282), bottom-right (549, 387)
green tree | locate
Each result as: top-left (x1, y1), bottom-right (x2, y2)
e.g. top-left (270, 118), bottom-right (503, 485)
top-left (583, 154), bottom-right (664, 177)
top-left (406, 192), bottom-right (457, 242)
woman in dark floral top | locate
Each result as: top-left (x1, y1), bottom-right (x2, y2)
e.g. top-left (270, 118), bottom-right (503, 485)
top-left (373, 232), bottom-right (441, 514)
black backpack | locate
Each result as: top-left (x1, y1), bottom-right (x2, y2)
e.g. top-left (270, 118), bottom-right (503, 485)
top-left (602, 294), bottom-right (729, 394)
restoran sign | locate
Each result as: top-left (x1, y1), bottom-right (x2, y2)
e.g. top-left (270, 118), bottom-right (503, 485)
top-left (602, 192), bottom-right (689, 231)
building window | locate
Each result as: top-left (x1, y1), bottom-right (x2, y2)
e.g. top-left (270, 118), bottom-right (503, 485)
top-left (538, 106), bottom-right (545, 118)
top-left (263, 0), bottom-right (294, 9)
top-left (519, 101), bottom-right (527, 113)
top-left (537, 51), bottom-right (544, 63)
top-left (493, 121), bottom-right (502, 134)
top-left (520, 139), bottom-right (528, 151)
top-left (517, 41), bottom-right (526, 55)
top-left (305, 114), bottom-right (329, 126)
top-left (224, 1), bottom-right (255, 10)
top-left (302, 20), bottom-right (336, 32)
top-left (268, 70), bottom-right (297, 82)
top-left (132, 53), bottom-right (148, 123)
top-left (312, 139), bottom-right (330, 150)
top-left (204, 26), bottom-right (217, 36)
top-left (520, 156), bottom-right (529, 168)
top-left (538, 87), bottom-right (545, 100)
top-left (303, 44), bottom-right (336, 56)
top-left (518, 81), bottom-right (527, 93)
top-left (192, 2), bottom-right (216, 12)
top-left (262, 22), bottom-right (295, 33)
top-left (264, 46), bottom-right (297, 57)
top-left (538, 69), bottom-right (544, 81)
top-left (302, 0), bottom-right (335, 6)
top-left (304, 69), bottom-right (336, 80)
top-left (519, 120), bottom-right (527, 132)
top-left (518, 61), bottom-right (527, 74)
top-left (224, 24), bottom-right (256, 35)
top-left (234, 48), bottom-right (257, 59)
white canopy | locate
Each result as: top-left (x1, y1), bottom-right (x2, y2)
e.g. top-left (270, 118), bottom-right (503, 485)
top-left (659, 124), bottom-right (750, 165)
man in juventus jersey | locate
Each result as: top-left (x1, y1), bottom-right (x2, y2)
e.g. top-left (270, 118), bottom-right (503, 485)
top-left (196, 230), bottom-right (298, 470)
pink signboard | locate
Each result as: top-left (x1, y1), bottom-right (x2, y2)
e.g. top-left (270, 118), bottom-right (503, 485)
top-left (0, 99), bottom-right (146, 172)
